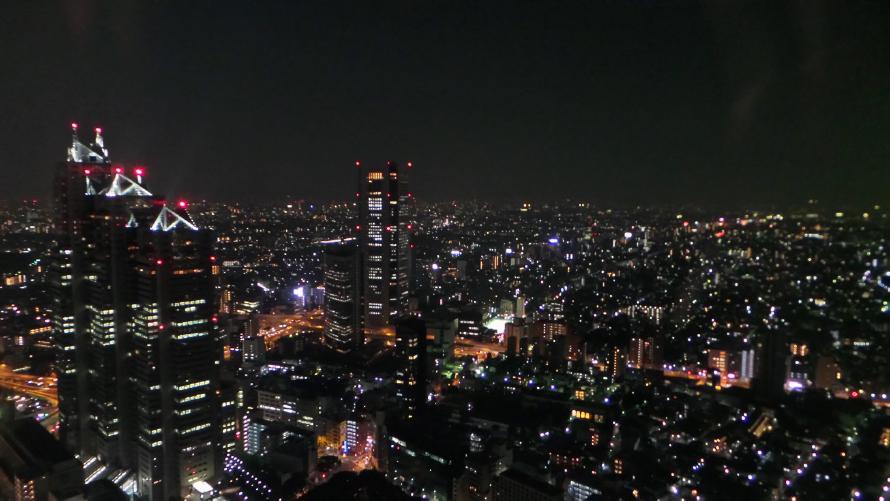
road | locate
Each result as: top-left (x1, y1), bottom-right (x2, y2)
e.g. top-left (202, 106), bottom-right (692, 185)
top-left (453, 336), bottom-right (506, 360)
top-left (256, 310), bottom-right (325, 349)
top-left (0, 365), bottom-right (58, 406)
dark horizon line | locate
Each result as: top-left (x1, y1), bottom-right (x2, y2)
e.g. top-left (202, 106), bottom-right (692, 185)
top-left (4, 194), bottom-right (886, 215)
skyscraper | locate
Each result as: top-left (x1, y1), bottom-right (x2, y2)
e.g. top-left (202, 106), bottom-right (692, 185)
top-left (131, 222), bottom-right (220, 500)
top-left (322, 244), bottom-right (361, 351)
top-left (394, 317), bottom-right (427, 420)
top-left (50, 125), bottom-right (222, 500)
top-left (753, 330), bottom-right (789, 403)
top-left (357, 161), bottom-right (412, 329)
top-left (49, 124), bottom-right (113, 454)
top-left (607, 345), bottom-right (626, 381)
top-left (628, 337), bottom-right (662, 370)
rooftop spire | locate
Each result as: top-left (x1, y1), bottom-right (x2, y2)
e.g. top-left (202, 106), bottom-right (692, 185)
top-left (66, 122), bottom-right (109, 163)
top-left (99, 172), bottom-right (153, 198)
top-left (93, 127), bottom-right (109, 159)
top-left (150, 204), bottom-right (199, 232)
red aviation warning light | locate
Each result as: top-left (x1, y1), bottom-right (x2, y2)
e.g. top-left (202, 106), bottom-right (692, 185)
top-left (114, 167), bottom-right (123, 174)
top-left (156, 259), bottom-right (164, 265)
top-left (134, 167), bottom-right (144, 176)
top-left (407, 161), bottom-right (413, 168)
top-left (84, 169), bottom-right (91, 176)
top-left (178, 200), bottom-right (188, 209)
top-left (71, 122), bottom-right (79, 131)
top-left (95, 127), bottom-right (102, 134)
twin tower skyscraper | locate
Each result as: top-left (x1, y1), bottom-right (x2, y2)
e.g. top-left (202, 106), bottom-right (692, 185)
top-left (50, 124), bottom-right (221, 500)
top-left (322, 160), bottom-right (414, 351)
top-left (49, 123), bottom-right (415, 498)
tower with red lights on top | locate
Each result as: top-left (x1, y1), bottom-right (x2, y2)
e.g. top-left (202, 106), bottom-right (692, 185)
top-left (357, 160), bottom-right (413, 329)
top-left (50, 122), bottom-right (114, 457)
top-left (50, 124), bottom-right (222, 500)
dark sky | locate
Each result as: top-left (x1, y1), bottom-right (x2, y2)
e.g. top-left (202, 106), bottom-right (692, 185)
top-left (2, 1), bottom-right (889, 207)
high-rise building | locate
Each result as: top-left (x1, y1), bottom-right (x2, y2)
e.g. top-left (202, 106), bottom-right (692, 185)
top-left (0, 418), bottom-right (84, 501)
top-left (538, 302), bottom-right (567, 340)
top-left (707, 349), bottom-right (730, 374)
top-left (242, 336), bottom-right (267, 366)
top-left (607, 345), bottom-right (626, 381)
top-left (458, 309), bottom-right (483, 338)
top-left (707, 346), bottom-right (755, 382)
top-left (813, 355), bottom-right (842, 390)
top-left (322, 244), bottom-right (362, 351)
top-left (50, 124), bottom-right (113, 454)
top-left (357, 161), bottom-right (412, 329)
top-left (129, 226), bottom-right (220, 501)
top-left (620, 304), bottom-right (665, 325)
top-left (515, 295), bottom-right (526, 319)
top-left (628, 336), bottom-right (662, 370)
top-left (50, 125), bottom-right (222, 500)
top-left (753, 330), bottom-right (788, 402)
top-left (394, 317), bottom-right (427, 420)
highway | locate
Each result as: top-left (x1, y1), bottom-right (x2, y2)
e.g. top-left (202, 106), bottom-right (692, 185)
top-left (257, 310), bottom-right (398, 349)
top-left (256, 310), bottom-right (325, 349)
top-left (0, 364), bottom-right (58, 406)
top-left (453, 336), bottom-right (506, 360)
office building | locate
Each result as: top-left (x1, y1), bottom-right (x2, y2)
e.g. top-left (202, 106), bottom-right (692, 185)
top-left (458, 309), bottom-right (483, 338)
top-left (49, 125), bottom-right (222, 500)
top-left (607, 345), bottom-right (626, 381)
top-left (50, 124), bottom-right (113, 454)
top-left (0, 419), bottom-right (84, 501)
top-left (322, 244), bottom-right (362, 351)
top-left (753, 330), bottom-right (789, 402)
top-left (395, 317), bottom-right (427, 419)
top-left (491, 469), bottom-right (562, 501)
top-left (628, 336), bottom-right (662, 370)
top-left (242, 336), bottom-right (266, 366)
top-left (358, 161), bottom-right (412, 329)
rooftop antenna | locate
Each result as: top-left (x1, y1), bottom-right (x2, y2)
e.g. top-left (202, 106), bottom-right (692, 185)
top-left (67, 123), bottom-right (80, 162)
top-left (94, 127), bottom-right (109, 158)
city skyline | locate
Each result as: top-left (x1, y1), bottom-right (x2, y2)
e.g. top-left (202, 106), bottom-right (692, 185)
top-left (0, 120), bottom-right (887, 500)
top-left (49, 123), bottom-right (225, 499)
top-left (1, 2), bottom-right (889, 500)
top-left (2, 1), bottom-right (890, 206)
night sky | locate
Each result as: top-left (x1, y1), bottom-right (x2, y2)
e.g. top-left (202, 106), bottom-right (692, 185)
top-left (2, 1), bottom-right (889, 207)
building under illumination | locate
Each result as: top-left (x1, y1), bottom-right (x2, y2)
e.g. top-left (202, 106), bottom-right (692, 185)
top-left (50, 124), bottom-right (222, 500)
top-left (357, 161), bottom-right (412, 329)
top-left (50, 123), bottom-right (113, 454)
top-left (322, 244), bottom-right (362, 351)
top-left (394, 317), bottom-right (426, 419)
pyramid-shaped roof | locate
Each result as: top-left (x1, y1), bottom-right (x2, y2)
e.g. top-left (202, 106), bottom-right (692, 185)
top-left (150, 205), bottom-right (199, 232)
top-left (99, 173), bottom-right (153, 198)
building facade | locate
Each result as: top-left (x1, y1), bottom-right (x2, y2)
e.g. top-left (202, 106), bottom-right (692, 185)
top-left (322, 244), bottom-right (362, 351)
top-left (358, 161), bottom-right (412, 329)
top-left (50, 125), bottom-right (222, 500)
